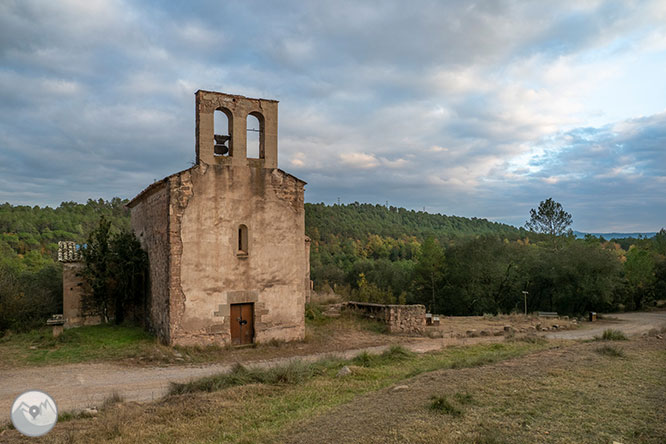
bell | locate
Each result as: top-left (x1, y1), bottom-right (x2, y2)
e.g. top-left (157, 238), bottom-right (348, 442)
top-left (214, 144), bottom-right (229, 155)
top-left (214, 134), bottom-right (230, 144)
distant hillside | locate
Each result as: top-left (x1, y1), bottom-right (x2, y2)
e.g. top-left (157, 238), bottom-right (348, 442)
top-left (573, 231), bottom-right (658, 240)
top-left (305, 202), bottom-right (522, 243)
top-left (0, 199), bottom-right (130, 258)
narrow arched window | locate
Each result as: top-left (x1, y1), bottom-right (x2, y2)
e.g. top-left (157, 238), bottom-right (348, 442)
top-left (238, 224), bottom-right (248, 255)
top-left (214, 108), bottom-right (232, 156)
top-left (246, 112), bottom-right (264, 158)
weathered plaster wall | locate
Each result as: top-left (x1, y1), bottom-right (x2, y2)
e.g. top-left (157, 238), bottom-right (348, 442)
top-left (129, 183), bottom-right (171, 342)
top-left (62, 262), bottom-right (100, 327)
top-left (168, 164), bottom-right (307, 346)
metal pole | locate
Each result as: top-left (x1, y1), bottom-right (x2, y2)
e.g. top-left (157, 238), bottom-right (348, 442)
top-left (522, 291), bottom-right (529, 316)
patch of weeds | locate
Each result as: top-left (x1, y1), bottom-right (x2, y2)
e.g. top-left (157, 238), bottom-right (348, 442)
top-left (595, 345), bottom-right (626, 358)
top-left (352, 345), bottom-right (414, 367)
top-left (304, 302), bottom-right (325, 322)
top-left (169, 360), bottom-right (320, 395)
top-left (597, 329), bottom-right (628, 341)
top-left (463, 427), bottom-right (510, 444)
top-left (429, 395), bottom-right (462, 416)
top-left (101, 391), bottom-right (124, 409)
top-left (517, 335), bottom-right (548, 345)
top-left (454, 391), bottom-right (474, 405)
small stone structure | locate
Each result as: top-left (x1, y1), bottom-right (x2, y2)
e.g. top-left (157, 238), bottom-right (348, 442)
top-left (127, 91), bottom-right (309, 347)
top-left (345, 301), bottom-right (426, 334)
top-left (57, 241), bottom-right (100, 328)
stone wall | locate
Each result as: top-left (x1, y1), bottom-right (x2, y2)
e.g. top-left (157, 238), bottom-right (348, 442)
top-left (129, 181), bottom-right (171, 342)
top-left (345, 302), bottom-right (426, 334)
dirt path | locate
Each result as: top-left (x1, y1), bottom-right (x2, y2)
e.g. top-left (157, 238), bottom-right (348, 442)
top-left (2, 311), bottom-right (663, 424)
top-left (0, 338), bottom-right (453, 423)
top-left (546, 311), bottom-right (666, 340)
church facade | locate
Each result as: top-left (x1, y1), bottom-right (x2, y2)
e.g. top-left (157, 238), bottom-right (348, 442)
top-left (127, 90), bottom-right (309, 346)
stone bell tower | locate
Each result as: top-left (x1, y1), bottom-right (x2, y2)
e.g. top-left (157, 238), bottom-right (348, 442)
top-left (195, 90), bottom-right (278, 168)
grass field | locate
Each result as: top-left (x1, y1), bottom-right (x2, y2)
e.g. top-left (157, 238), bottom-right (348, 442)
top-left (0, 311), bottom-right (399, 368)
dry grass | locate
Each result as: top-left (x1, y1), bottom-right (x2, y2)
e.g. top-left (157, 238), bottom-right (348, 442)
top-left (0, 342), bottom-right (550, 443)
top-left (279, 337), bottom-right (666, 444)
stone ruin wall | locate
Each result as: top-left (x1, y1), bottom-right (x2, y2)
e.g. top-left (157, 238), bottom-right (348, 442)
top-left (345, 301), bottom-right (426, 334)
top-left (129, 182), bottom-right (171, 342)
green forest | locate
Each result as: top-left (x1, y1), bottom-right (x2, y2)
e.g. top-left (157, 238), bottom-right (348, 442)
top-left (1, 199), bottom-right (665, 333)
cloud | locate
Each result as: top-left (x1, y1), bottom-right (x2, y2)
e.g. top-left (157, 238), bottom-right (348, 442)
top-left (0, 0), bottom-right (664, 232)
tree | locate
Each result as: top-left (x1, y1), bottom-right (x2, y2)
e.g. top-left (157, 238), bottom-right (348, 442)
top-left (624, 246), bottom-right (656, 309)
top-left (81, 217), bottom-right (148, 324)
top-left (412, 237), bottom-right (445, 313)
top-left (525, 198), bottom-right (573, 237)
top-left (82, 217), bottom-right (113, 322)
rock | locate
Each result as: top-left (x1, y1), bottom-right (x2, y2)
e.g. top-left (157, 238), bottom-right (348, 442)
top-left (83, 407), bottom-right (98, 416)
top-left (466, 329), bottom-right (479, 337)
top-left (337, 366), bottom-right (352, 377)
top-left (392, 385), bottom-right (409, 392)
top-left (173, 351), bottom-right (183, 358)
top-left (480, 330), bottom-right (491, 336)
top-left (29, 346), bottom-right (37, 350)
top-left (656, 334), bottom-right (663, 340)
top-left (175, 357), bottom-right (184, 362)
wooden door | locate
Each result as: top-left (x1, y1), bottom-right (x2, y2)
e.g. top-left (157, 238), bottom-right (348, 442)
top-left (230, 303), bottom-right (254, 345)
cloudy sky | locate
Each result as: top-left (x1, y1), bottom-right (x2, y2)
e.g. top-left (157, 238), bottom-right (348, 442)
top-left (1, 0), bottom-right (665, 232)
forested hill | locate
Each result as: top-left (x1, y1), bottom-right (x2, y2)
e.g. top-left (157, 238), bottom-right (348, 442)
top-left (0, 200), bottom-right (521, 260)
top-left (305, 202), bottom-right (522, 242)
top-left (0, 199), bottom-right (130, 258)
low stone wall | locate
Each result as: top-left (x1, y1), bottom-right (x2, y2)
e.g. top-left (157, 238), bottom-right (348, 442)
top-left (344, 302), bottom-right (426, 334)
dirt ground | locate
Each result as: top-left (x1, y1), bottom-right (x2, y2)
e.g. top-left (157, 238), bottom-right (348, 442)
top-left (1, 311), bottom-right (664, 426)
top-left (427, 313), bottom-right (577, 338)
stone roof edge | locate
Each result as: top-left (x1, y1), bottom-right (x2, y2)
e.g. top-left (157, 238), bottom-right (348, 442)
top-left (277, 168), bottom-right (307, 185)
top-left (126, 166), bottom-right (194, 208)
top-left (127, 166), bottom-right (305, 208)
top-left (196, 90), bottom-right (279, 103)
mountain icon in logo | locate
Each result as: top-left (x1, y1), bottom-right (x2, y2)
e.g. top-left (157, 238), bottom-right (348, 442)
top-left (11, 390), bottom-right (58, 437)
